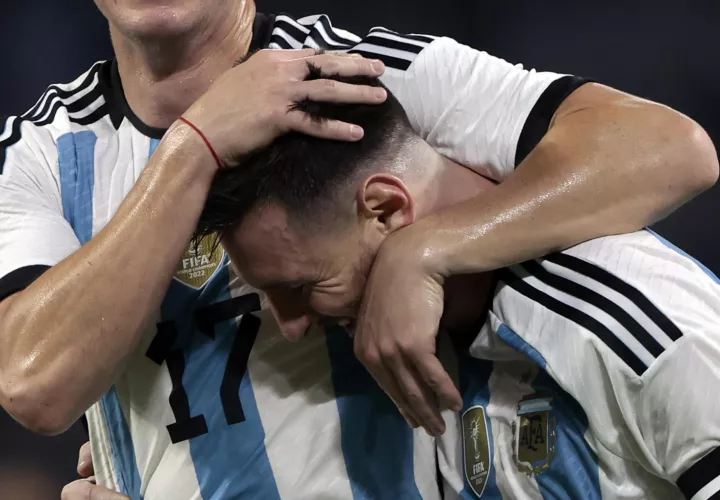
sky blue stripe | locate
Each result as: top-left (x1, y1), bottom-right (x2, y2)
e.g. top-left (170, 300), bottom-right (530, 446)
top-left (149, 138), bottom-right (161, 157)
top-left (57, 131), bottom-right (96, 244)
top-left (498, 323), bottom-right (601, 500)
top-left (58, 131), bottom-right (143, 500)
top-left (167, 262), bottom-right (281, 500)
top-left (152, 133), bottom-right (280, 499)
top-left (456, 353), bottom-right (500, 499)
top-left (645, 228), bottom-right (720, 284)
top-left (100, 389), bottom-right (144, 499)
top-left (325, 327), bottom-right (423, 500)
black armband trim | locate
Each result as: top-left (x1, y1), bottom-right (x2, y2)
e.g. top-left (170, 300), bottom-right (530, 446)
top-left (514, 76), bottom-right (594, 167)
top-left (677, 447), bottom-right (720, 500)
top-left (0, 265), bottom-right (51, 302)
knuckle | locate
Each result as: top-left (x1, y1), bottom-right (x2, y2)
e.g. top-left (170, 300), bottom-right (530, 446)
top-left (359, 347), bottom-right (381, 367)
top-left (321, 78), bottom-right (337, 92)
top-left (406, 391), bottom-right (424, 405)
top-left (380, 343), bottom-right (401, 361)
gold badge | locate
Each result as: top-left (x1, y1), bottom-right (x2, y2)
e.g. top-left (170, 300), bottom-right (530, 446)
top-left (174, 235), bottom-right (225, 289)
top-left (512, 394), bottom-right (556, 476)
top-left (462, 405), bottom-right (492, 498)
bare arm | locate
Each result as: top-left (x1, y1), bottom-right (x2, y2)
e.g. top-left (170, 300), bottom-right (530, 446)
top-left (0, 125), bottom-right (215, 435)
top-left (0, 50), bottom-right (386, 435)
top-left (420, 83), bottom-right (718, 274)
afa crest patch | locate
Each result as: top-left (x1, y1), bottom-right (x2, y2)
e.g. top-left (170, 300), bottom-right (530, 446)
top-left (174, 235), bottom-right (225, 289)
top-left (462, 405), bottom-right (492, 498)
top-left (512, 394), bottom-right (556, 476)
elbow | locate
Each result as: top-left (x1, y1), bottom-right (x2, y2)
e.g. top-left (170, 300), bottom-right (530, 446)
top-left (660, 112), bottom-right (718, 196)
top-left (0, 371), bottom-right (77, 436)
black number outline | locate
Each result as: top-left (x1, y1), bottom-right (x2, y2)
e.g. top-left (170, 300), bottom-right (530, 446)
top-left (145, 293), bottom-right (262, 443)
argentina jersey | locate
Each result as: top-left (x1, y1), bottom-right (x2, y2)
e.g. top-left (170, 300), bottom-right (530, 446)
top-left (437, 231), bottom-right (720, 500)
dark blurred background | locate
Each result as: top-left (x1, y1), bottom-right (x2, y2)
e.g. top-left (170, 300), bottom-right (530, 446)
top-left (0, 0), bottom-right (718, 498)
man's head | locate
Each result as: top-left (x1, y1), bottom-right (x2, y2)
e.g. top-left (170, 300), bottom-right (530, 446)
top-left (195, 70), bottom-right (433, 340)
top-left (197, 70), bottom-right (485, 341)
top-left (95, 0), bottom-right (248, 40)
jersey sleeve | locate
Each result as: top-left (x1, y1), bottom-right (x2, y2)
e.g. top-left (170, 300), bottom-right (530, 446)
top-left (271, 15), bottom-right (590, 181)
top-left (562, 232), bottom-right (720, 498)
top-left (0, 118), bottom-right (80, 301)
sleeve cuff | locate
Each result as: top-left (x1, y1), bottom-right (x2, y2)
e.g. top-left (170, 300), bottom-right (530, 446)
top-left (0, 265), bottom-right (51, 302)
top-left (677, 447), bottom-right (720, 500)
top-left (514, 75), bottom-right (594, 167)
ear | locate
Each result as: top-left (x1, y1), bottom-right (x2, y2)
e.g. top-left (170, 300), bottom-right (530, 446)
top-left (356, 173), bottom-right (416, 234)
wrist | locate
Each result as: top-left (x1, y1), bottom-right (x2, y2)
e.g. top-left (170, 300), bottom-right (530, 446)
top-left (155, 121), bottom-right (220, 183)
top-left (382, 221), bottom-right (452, 282)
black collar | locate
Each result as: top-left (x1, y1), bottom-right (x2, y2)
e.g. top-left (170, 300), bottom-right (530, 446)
top-left (104, 12), bottom-right (276, 139)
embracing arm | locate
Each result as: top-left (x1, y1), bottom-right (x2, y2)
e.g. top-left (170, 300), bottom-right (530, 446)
top-left (354, 35), bottom-right (717, 435)
top-left (416, 82), bottom-right (718, 275)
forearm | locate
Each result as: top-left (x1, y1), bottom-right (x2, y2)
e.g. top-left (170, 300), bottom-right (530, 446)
top-left (417, 84), bottom-right (718, 275)
top-left (0, 123), bottom-right (215, 434)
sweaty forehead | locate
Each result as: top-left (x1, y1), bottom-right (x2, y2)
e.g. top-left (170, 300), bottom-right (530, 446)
top-left (224, 205), bottom-right (314, 288)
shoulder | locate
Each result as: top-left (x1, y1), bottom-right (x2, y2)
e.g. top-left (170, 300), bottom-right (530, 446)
top-left (495, 230), bottom-right (720, 376)
top-left (0, 60), bottom-right (116, 175)
top-left (264, 13), bottom-right (438, 72)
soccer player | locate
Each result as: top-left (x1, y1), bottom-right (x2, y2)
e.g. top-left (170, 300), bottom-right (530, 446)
top-left (199, 74), bottom-right (720, 500)
top-left (0, 1), bottom-right (714, 499)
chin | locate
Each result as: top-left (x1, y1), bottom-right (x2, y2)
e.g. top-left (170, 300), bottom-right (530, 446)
top-left (100, 0), bottom-right (212, 39)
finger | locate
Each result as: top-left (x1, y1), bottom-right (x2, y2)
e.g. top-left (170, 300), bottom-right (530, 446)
top-left (285, 112), bottom-right (365, 142)
top-left (416, 353), bottom-right (463, 412)
top-left (296, 78), bottom-right (387, 105)
top-left (390, 355), bottom-right (445, 436)
top-left (305, 53), bottom-right (385, 77)
top-left (355, 340), bottom-right (421, 428)
top-left (263, 48), bottom-right (318, 61)
top-left (326, 50), bottom-right (364, 59)
top-left (366, 360), bottom-right (421, 429)
top-left (77, 441), bottom-right (94, 477)
top-left (62, 479), bottom-right (131, 500)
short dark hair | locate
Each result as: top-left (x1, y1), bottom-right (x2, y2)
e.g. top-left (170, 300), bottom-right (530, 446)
top-left (195, 66), bottom-right (414, 240)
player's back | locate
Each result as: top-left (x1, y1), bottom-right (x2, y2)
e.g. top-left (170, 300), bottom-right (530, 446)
top-left (439, 229), bottom-right (720, 499)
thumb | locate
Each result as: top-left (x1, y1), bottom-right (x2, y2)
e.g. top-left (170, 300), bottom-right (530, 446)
top-left (62, 479), bottom-right (130, 500)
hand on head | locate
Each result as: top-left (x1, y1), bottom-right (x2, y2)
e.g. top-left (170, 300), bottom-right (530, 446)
top-left (179, 49), bottom-right (387, 171)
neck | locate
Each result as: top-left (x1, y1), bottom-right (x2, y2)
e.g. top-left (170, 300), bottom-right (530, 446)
top-left (411, 142), bottom-right (497, 217)
top-left (410, 143), bottom-right (499, 336)
top-left (111, 0), bottom-right (256, 129)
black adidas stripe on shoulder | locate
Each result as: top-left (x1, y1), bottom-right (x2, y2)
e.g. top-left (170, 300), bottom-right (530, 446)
top-left (497, 267), bottom-right (647, 375)
top-left (267, 16), bottom-right (433, 71)
top-left (0, 62), bottom-right (111, 174)
top-left (677, 447), bottom-right (720, 500)
top-left (349, 28), bottom-right (433, 71)
top-left (545, 253), bottom-right (683, 342)
top-left (499, 252), bottom-right (685, 375)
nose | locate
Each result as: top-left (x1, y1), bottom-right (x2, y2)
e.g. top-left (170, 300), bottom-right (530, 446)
top-left (276, 314), bottom-right (313, 342)
top-left (267, 295), bottom-right (314, 342)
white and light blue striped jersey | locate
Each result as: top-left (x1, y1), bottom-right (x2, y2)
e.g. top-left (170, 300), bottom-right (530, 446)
top-left (438, 231), bottom-right (720, 500)
top-left (0, 11), bottom-right (583, 500)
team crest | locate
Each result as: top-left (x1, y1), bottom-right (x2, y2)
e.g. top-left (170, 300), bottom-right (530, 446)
top-left (511, 394), bottom-right (556, 476)
top-left (174, 235), bottom-right (225, 289)
top-left (462, 405), bottom-right (492, 498)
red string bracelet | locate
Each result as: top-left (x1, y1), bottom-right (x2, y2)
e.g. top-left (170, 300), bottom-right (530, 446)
top-left (177, 116), bottom-right (224, 169)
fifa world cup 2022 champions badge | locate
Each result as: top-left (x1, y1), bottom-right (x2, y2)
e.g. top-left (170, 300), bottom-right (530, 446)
top-left (174, 235), bottom-right (225, 289)
top-left (462, 406), bottom-right (492, 498)
top-left (512, 394), bottom-right (556, 476)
